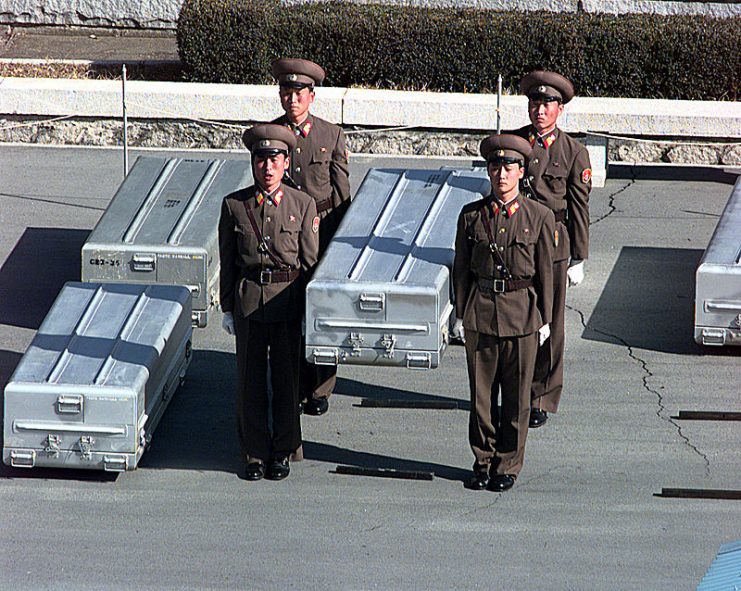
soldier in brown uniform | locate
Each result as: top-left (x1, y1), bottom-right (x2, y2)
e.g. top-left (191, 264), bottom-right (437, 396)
top-left (219, 124), bottom-right (319, 481)
top-left (513, 71), bottom-right (592, 429)
top-left (270, 57), bottom-right (352, 416)
top-left (452, 134), bottom-right (555, 492)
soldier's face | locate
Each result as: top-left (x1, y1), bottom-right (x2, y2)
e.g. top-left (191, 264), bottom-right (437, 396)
top-left (253, 153), bottom-right (289, 193)
top-left (279, 86), bottom-right (315, 124)
top-left (488, 162), bottom-right (524, 198)
top-left (528, 99), bottom-right (564, 133)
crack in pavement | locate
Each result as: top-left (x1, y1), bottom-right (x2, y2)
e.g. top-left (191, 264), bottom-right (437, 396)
top-left (566, 303), bottom-right (711, 477)
top-left (590, 165), bottom-right (636, 226)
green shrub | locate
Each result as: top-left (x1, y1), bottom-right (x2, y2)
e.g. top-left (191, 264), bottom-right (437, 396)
top-left (177, 0), bottom-right (740, 100)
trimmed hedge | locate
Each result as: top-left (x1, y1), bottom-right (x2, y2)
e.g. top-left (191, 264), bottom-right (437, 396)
top-left (177, 0), bottom-right (740, 100)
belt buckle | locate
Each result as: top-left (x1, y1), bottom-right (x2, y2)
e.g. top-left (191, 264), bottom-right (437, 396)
top-left (493, 279), bottom-right (506, 293)
top-left (260, 269), bottom-right (272, 285)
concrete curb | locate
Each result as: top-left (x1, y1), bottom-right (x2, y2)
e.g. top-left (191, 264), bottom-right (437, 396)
top-left (1, 77), bottom-right (739, 137)
top-left (0, 77), bottom-right (739, 187)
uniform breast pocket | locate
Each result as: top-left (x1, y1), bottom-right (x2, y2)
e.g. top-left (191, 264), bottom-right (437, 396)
top-left (542, 166), bottom-right (567, 196)
top-left (309, 147), bottom-right (331, 185)
top-left (509, 228), bottom-right (537, 275)
top-left (235, 223), bottom-right (258, 256)
top-left (278, 220), bottom-right (301, 260)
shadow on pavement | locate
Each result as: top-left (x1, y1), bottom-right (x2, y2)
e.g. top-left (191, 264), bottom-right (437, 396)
top-left (336, 377), bottom-right (470, 411)
top-left (138, 349), bottom-right (240, 473)
top-left (0, 227), bottom-right (89, 329)
top-left (303, 441), bottom-right (471, 483)
top-left (585, 246), bottom-right (705, 354)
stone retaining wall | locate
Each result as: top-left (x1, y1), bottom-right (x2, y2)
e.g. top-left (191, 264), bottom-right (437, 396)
top-left (1, 116), bottom-right (738, 166)
top-left (0, 0), bottom-right (738, 29)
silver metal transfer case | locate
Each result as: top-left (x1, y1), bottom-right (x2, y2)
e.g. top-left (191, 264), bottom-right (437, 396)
top-left (695, 177), bottom-right (741, 346)
top-left (306, 168), bottom-right (488, 369)
top-left (82, 156), bottom-right (251, 327)
top-left (3, 282), bottom-right (193, 471)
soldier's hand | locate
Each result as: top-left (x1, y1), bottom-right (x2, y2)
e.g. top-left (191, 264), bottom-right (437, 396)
top-left (567, 259), bottom-right (585, 287)
top-left (538, 324), bottom-right (550, 346)
top-left (301, 315), bottom-right (306, 337)
top-left (222, 311), bottom-right (235, 336)
top-left (451, 318), bottom-right (466, 343)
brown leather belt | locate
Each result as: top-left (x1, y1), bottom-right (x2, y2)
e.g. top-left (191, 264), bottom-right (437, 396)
top-left (477, 277), bottom-right (533, 294)
top-left (315, 198), bottom-right (333, 214)
top-left (245, 267), bottom-right (300, 285)
top-left (553, 209), bottom-right (567, 223)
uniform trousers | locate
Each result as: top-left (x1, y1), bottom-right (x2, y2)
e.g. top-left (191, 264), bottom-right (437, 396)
top-left (235, 314), bottom-right (301, 462)
top-left (466, 330), bottom-right (538, 477)
top-left (531, 257), bottom-right (568, 413)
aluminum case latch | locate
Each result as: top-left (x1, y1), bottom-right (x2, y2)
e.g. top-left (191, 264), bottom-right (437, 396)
top-left (78, 435), bottom-right (95, 460)
top-left (380, 334), bottom-right (396, 358)
top-left (44, 434), bottom-right (62, 457)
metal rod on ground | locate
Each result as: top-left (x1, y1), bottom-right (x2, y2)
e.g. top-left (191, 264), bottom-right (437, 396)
top-left (359, 398), bottom-right (458, 410)
top-left (659, 488), bottom-right (741, 500)
top-left (335, 465), bottom-right (434, 481)
top-left (122, 64), bottom-right (128, 179)
top-left (675, 410), bottom-right (741, 421)
top-left (497, 74), bottom-right (502, 134)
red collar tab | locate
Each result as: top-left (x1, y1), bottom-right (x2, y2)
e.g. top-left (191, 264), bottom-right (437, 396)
top-left (291, 120), bottom-right (312, 138)
top-left (256, 188), bottom-right (283, 206)
top-left (529, 130), bottom-right (557, 148)
top-left (506, 199), bottom-right (520, 217)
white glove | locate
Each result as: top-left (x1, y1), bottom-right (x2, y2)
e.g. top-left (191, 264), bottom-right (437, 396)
top-left (567, 260), bottom-right (584, 287)
top-left (222, 311), bottom-right (235, 336)
top-left (451, 318), bottom-right (465, 343)
top-left (538, 324), bottom-right (550, 346)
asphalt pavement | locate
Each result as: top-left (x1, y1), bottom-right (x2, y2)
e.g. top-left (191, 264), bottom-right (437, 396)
top-left (0, 25), bottom-right (179, 63)
top-left (0, 145), bottom-right (740, 590)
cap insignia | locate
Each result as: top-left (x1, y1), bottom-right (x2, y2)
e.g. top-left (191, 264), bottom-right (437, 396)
top-left (538, 85), bottom-right (547, 93)
top-left (287, 74), bottom-right (298, 82)
top-left (497, 149), bottom-right (505, 156)
top-left (259, 139), bottom-right (271, 148)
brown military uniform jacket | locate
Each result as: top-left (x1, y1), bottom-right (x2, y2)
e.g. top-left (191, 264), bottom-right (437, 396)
top-left (271, 113), bottom-right (351, 252)
top-left (219, 183), bottom-right (319, 322)
top-left (453, 194), bottom-right (555, 337)
top-left (514, 125), bottom-right (591, 262)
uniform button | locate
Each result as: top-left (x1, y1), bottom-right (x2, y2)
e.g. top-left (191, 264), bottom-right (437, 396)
top-left (498, 246), bottom-right (504, 252)
top-left (265, 236), bottom-right (271, 241)
top-left (529, 176), bottom-right (534, 181)
top-left (296, 166), bottom-right (302, 173)
top-left (265, 217), bottom-right (271, 222)
top-left (297, 185), bottom-right (302, 190)
top-left (499, 228), bottom-right (505, 233)
top-left (533, 158), bottom-right (539, 164)
top-left (296, 147), bottom-right (301, 154)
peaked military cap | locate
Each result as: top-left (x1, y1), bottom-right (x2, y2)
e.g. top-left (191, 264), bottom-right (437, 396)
top-left (519, 70), bottom-right (575, 104)
top-left (480, 134), bottom-right (532, 165)
top-left (271, 58), bottom-right (326, 89)
top-left (242, 124), bottom-right (297, 155)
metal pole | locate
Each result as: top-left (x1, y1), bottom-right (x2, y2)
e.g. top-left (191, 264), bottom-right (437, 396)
top-left (122, 64), bottom-right (128, 179)
top-left (497, 74), bottom-right (502, 134)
